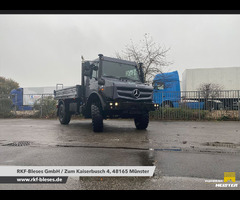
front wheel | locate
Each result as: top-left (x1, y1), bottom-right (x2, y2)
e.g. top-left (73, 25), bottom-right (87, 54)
top-left (91, 104), bottom-right (103, 132)
top-left (134, 112), bottom-right (149, 130)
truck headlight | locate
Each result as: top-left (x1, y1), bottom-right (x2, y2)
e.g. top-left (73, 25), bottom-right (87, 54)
top-left (115, 102), bottom-right (118, 106)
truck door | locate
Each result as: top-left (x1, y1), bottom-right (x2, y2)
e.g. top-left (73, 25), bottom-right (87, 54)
top-left (84, 61), bottom-right (99, 99)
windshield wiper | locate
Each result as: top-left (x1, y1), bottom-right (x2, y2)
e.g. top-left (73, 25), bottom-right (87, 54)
top-left (119, 77), bottom-right (138, 82)
top-left (103, 75), bottom-right (140, 83)
top-left (102, 75), bottom-right (118, 79)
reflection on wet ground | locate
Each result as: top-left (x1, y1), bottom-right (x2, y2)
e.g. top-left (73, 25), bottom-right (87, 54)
top-left (138, 150), bottom-right (155, 166)
top-left (56, 119), bottom-right (151, 150)
top-left (55, 119), bottom-right (157, 167)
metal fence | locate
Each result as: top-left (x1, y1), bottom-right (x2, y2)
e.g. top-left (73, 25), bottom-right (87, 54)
top-left (4, 90), bottom-right (240, 120)
top-left (151, 90), bottom-right (240, 120)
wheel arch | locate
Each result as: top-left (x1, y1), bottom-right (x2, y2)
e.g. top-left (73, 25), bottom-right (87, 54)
top-left (85, 92), bottom-right (106, 118)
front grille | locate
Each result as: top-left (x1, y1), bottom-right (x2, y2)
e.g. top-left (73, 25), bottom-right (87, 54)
top-left (116, 87), bottom-right (152, 100)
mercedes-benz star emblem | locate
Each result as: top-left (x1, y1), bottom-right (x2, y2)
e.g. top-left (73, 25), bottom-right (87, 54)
top-left (132, 89), bottom-right (140, 98)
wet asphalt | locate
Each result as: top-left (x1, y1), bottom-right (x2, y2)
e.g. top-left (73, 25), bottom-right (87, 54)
top-left (0, 118), bottom-right (240, 190)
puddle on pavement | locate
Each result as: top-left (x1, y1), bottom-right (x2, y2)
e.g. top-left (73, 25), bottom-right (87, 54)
top-left (137, 150), bottom-right (156, 166)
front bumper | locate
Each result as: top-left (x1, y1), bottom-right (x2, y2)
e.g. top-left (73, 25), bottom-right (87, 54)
top-left (105, 100), bottom-right (156, 114)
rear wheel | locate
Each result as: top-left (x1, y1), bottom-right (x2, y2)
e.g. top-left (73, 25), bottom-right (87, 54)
top-left (58, 103), bottom-right (71, 125)
top-left (134, 112), bottom-right (149, 130)
top-left (91, 103), bottom-right (103, 132)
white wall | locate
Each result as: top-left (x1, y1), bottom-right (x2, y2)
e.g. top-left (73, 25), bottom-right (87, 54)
top-left (182, 67), bottom-right (240, 91)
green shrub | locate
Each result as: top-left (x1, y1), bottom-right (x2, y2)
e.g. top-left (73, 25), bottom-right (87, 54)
top-left (33, 96), bottom-right (57, 118)
top-left (217, 115), bottom-right (238, 121)
top-left (0, 98), bottom-right (13, 118)
top-left (150, 108), bottom-right (207, 120)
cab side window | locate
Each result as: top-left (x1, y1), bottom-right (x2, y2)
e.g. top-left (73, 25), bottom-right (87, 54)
top-left (92, 69), bottom-right (98, 80)
top-left (91, 62), bottom-right (99, 80)
top-left (154, 82), bottom-right (164, 90)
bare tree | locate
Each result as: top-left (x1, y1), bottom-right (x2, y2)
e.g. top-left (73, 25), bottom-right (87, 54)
top-left (115, 33), bottom-right (171, 83)
top-left (198, 83), bottom-right (223, 111)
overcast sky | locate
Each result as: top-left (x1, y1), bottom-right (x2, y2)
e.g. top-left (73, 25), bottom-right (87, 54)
top-left (1, 14), bottom-right (240, 87)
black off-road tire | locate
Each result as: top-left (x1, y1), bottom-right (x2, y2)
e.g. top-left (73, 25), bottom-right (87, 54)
top-left (134, 112), bottom-right (149, 130)
top-left (58, 103), bottom-right (71, 125)
top-left (91, 104), bottom-right (103, 132)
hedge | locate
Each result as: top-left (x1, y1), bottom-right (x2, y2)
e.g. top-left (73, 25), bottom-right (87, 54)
top-left (0, 98), bottom-right (13, 118)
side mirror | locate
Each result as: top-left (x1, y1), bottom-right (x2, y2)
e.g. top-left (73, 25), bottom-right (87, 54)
top-left (152, 81), bottom-right (155, 87)
top-left (82, 61), bottom-right (92, 77)
top-left (83, 61), bottom-right (91, 70)
top-left (92, 65), bottom-right (98, 71)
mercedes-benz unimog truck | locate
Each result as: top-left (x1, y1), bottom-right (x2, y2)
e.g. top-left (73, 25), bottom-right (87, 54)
top-left (54, 54), bottom-right (156, 132)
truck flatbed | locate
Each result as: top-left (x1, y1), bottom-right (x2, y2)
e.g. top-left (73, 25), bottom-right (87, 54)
top-left (54, 85), bottom-right (82, 100)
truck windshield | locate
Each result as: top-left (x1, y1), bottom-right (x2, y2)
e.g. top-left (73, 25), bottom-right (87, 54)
top-left (102, 60), bottom-right (140, 82)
